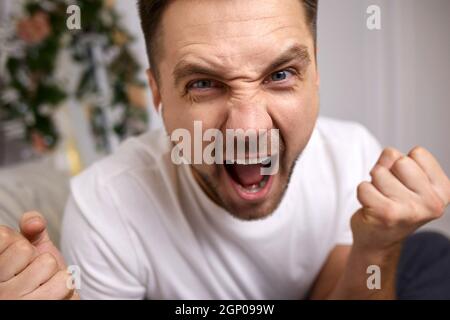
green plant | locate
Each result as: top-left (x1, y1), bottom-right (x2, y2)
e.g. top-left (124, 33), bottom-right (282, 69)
top-left (0, 0), bottom-right (148, 152)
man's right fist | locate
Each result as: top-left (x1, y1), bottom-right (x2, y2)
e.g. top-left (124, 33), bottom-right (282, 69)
top-left (0, 211), bottom-right (78, 300)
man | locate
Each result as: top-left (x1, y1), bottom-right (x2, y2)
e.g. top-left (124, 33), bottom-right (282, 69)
top-left (0, 0), bottom-right (449, 299)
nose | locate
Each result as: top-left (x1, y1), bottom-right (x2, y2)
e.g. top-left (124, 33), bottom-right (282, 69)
top-left (224, 95), bottom-right (273, 133)
top-left (223, 95), bottom-right (275, 159)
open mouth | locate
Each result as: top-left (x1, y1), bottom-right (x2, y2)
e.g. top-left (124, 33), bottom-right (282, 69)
top-left (223, 156), bottom-right (276, 201)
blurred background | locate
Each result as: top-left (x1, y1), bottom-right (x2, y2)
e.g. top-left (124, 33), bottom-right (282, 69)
top-left (0, 0), bottom-right (449, 244)
top-left (318, 0), bottom-right (450, 235)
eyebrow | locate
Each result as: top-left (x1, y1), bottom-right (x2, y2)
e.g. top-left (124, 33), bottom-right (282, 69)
top-left (172, 44), bottom-right (311, 87)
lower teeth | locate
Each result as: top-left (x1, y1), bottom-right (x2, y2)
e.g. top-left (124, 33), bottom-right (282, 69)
top-left (241, 176), bottom-right (268, 193)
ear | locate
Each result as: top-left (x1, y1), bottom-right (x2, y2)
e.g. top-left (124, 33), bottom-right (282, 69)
top-left (315, 69), bottom-right (320, 87)
top-left (147, 68), bottom-right (161, 112)
top-left (314, 47), bottom-right (320, 87)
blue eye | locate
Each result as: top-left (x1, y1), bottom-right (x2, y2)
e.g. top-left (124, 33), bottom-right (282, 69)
top-left (191, 80), bottom-right (213, 89)
top-left (271, 70), bottom-right (292, 82)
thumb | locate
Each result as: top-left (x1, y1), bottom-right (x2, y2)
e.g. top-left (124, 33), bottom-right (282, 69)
top-left (19, 211), bottom-right (66, 269)
top-left (20, 211), bottom-right (51, 246)
top-left (19, 211), bottom-right (50, 247)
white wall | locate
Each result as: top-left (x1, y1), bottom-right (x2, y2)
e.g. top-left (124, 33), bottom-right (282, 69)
top-left (318, 0), bottom-right (450, 235)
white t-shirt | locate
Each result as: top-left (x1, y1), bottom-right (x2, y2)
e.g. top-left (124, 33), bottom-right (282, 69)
top-left (60, 117), bottom-right (381, 300)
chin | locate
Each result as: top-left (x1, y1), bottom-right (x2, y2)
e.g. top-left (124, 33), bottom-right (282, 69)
top-left (225, 198), bottom-right (282, 221)
top-left (220, 172), bottom-right (289, 221)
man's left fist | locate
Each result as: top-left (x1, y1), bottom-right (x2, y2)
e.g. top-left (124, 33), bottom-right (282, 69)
top-left (351, 146), bottom-right (450, 252)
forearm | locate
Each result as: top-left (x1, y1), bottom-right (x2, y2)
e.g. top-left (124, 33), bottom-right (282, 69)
top-left (327, 243), bottom-right (402, 299)
top-left (321, 146), bottom-right (450, 300)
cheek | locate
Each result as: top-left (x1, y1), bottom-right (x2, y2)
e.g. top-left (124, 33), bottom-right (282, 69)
top-left (267, 86), bottom-right (318, 152)
top-left (163, 94), bottom-right (227, 135)
top-left (161, 97), bottom-right (226, 173)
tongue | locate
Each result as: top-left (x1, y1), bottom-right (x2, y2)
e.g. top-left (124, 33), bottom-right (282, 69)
top-left (230, 164), bottom-right (264, 186)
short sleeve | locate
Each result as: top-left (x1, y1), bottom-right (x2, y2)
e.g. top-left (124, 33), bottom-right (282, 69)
top-left (334, 124), bottom-right (382, 245)
top-left (60, 171), bottom-right (147, 300)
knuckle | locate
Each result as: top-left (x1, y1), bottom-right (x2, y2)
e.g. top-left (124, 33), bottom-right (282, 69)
top-left (57, 271), bottom-right (73, 296)
top-left (409, 146), bottom-right (427, 159)
top-left (370, 164), bottom-right (384, 177)
top-left (403, 199), bottom-right (417, 215)
top-left (381, 203), bottom-right (401, 227)
top-left (14, 239), bottom-right (34, 257)
top-left (382, 147), bottom-right (401, 159)
top-left (0, 226), bottom-right (12, 243)
top-left (428, 192), bottom-right (445, 218)
top-left (350, 211), bottom-right (364, 232)
top-left (38, 253), bottom-right (58, 270)
top-left (382, 215), bottom-right (396, 229)
top-left (392, 156), bottom-right (410, 171)
top-left (357, 182), bottom-right (371, 200)
top-left (404, 201), bottom-right (422, 223)
top-left (357, 181), bottom-right (369, 193)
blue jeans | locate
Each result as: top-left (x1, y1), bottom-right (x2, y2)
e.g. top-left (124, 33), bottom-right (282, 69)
top-left (396, 231), bottom-right (450, 299)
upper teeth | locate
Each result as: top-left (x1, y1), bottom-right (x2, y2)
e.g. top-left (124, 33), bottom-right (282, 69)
top-left (228, 156), bottom-right (272, 165)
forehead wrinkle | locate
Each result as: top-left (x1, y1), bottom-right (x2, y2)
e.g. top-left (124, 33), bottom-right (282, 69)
top-left (172, 42), bottom-right (262, 81)
top-left (175, 27), bottom-right (309, 68)
top-left (178, 21), bottom-right (304, 44)
top-left (184, 14), bottom-right (298, 28)
top-left (195, 25), bottom-right (305, 43)
top-left (176, 40), bottom-right (273, 65)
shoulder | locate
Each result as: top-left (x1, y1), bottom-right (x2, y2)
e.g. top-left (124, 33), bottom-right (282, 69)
top-left (77, 128), bottom-right (169, 186)
top-left (297, 118), bottom-right (383, 246)
top-left (300, 117), bottom-right (383, 186)
top-left (68, 128), bottom-right (175, 223)
top-left (61, 128), bottom-right (172, 296)
top-left (72, 128), bottom-right (169, 191)
top-left (315, 117), bottom-right (379, 148)
top-left (315, 117), bottom-right (381, 160)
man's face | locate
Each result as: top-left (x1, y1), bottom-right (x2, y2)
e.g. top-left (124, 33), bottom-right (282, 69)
top-left (150, 0), bottom-right (320, 220)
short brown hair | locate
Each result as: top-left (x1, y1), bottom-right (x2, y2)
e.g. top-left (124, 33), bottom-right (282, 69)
top-left (138, 0), bottom-right (318, 74)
